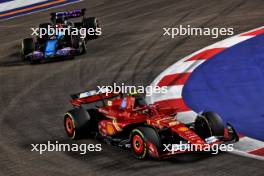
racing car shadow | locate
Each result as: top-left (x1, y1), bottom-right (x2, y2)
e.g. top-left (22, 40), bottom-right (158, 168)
top-left (20, 137), bottom-right (223, 165)
top-left (162, 152), bottom-right (223, 163)
top-left (32, 56), bottom-right (75, 65)
top-left (0, 52), bottom-right (28, 67)
top-left (61, 138), bottom-right (221, 164)
top-left (0, 50), bottom-right (78, 67)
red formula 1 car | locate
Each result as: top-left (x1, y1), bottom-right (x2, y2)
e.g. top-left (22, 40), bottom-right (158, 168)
top-left (64, 89), bottom-right (239, 159)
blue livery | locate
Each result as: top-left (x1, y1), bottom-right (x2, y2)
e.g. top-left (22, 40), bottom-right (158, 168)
top-left (45, 40), bottom-right (58, 57)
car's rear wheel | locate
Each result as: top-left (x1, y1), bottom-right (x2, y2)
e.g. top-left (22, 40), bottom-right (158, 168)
top-left (65, 114), bottom-right (76, 138)
top-left (74, 22), bottom-right (83, 29)
top-left (71, 35), bottom-right (86, 54)
top-left (64, 108), bottom-right (91, 139)
top-left (130, 126), bottom-right (161, 159)
top-left (195, 111), bottom-right (225, 139)
top-left (82, 17), bottom-right (100, 40)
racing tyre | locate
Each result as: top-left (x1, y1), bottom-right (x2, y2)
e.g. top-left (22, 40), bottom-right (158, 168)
top-left (29, 59), bottom-right (41, 65)
top-left (82, 17), bottom-right (100, 40)
top-left (194, 111), bottom-right (225, 139)
top-left (74, 22), bottom-right (83, 29)
top-left (64, 108), bottom-right (91, 140)
top-left (130, 126), bottom-right (161, 159)
top-left (21, 38), bottom-right (34, 61)
top-left (71, 35), bottom-right (86, 54)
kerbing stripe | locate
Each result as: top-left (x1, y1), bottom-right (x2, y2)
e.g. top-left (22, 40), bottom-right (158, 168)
top-left (154, 98), bottom-right (191, 112)
top-left (0, 0), bottom-right (82, 20)
top-left (0, 0), bottom-right (65, 18)
top-left (249, 148), bottom-right (264, 156)
top-left (185, 48), bottom-right (225, 61)
top-left (241, 28), bottom-right (264, 36)
top-left (151, 85), bottom-right (184, 102)
top-left (157, 73), bottom-right (191, 87)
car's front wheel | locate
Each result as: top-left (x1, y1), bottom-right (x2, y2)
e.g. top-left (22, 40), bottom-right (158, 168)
top-left (21, 38), bottom-right (34, 61)
top-left (130, 126), bottom-right (161, 159)
top-left (194, 111), bottom-right (225, 139)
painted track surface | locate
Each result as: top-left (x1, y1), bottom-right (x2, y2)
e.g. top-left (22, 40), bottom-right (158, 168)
top-left (0, 0), bottom-right (263, 175)
top-left (183, 32), bottom-right (264, 141)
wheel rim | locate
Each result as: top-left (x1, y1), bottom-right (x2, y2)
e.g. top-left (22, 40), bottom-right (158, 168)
top-left (65, 115), bottom-right (75, 137)
top-left (132, 134), bottom-right (144, 154)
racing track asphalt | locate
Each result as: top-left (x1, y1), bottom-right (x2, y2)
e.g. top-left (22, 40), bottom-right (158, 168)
top-left (0, 0), bottom-right (263, 175)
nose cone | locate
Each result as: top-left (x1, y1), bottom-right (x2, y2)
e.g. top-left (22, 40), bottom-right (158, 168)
top-left (45, 40), bottom-right (57, 57)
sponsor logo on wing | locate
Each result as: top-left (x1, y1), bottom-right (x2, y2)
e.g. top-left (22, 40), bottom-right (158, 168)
top-left (205, 136), bottom-right (218, 144)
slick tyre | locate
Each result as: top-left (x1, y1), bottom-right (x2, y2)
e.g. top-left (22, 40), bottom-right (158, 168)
top-left (64, 108), bottom-right (91, 140)
top-left (82, 17), bottom-right (100, 40)
top-left (71, 35), bottom-right (86, 54)
top-left (130, 127), bottom-right (161, 159)
top-left (29, 59), bottom-right (40, 65)
top-left (195, 111), bottom-right (225, 139)
top-left (21, 38), bottom-right (34, 61)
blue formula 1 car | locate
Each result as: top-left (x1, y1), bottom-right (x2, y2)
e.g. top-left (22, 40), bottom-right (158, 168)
top-left (21, 9), bottom-right (100, 64)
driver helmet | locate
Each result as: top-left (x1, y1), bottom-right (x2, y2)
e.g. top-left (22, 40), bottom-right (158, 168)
top-left (128, 91), bottom-right (147, 107)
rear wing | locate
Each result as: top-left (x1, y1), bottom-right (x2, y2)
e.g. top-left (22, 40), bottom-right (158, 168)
top-left (70, 88), bottom-right (119, 106)
top-left (51, 8), bottom-right (86, 21)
